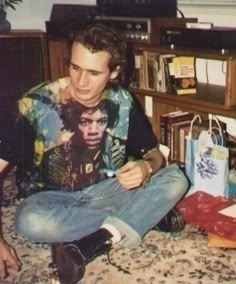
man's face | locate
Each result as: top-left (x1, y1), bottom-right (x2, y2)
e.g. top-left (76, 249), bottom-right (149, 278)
top-left (78, 109), bottom-right (109, 150)
top-left (69, 42), bottom-right (119, 107)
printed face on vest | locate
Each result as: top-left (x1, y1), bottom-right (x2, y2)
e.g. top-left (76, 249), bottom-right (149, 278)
top-left (69, 43), bottom-right (119, 107)
top-left (77, 109), bottom-right (109, 150)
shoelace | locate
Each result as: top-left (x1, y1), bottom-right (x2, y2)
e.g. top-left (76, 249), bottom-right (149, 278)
top-left (107, 248), bottom-right (131, 275)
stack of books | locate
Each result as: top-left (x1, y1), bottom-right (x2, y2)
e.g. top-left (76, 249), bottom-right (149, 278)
top-left (132, 50), bottom-right (197, 95)
top-left (160, 111), bottom-right (194, 162)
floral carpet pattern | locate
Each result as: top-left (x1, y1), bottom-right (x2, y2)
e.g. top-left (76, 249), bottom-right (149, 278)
top-left (1, 169), bottom-right (236, 284)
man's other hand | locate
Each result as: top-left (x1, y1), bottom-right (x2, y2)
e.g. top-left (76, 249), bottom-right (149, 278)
top-left (0, 238), bottom-right (21, 279)
top-left (117, 160), bottom-right (149, 190)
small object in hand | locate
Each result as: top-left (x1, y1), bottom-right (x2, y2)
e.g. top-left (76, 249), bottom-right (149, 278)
top-left (100, 168), bottom-right (117, 177)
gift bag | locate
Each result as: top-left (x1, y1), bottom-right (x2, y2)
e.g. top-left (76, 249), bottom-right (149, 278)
top-left (193, 127), bottom-right (229, 197)
top-left (185, 114), bottom-right (202, 184)
top-left (185, 114), bottom-right (228, 187)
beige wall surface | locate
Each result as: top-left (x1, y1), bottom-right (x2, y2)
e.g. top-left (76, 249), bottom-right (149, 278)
top-left (7, 0), bottom-right (96, 30)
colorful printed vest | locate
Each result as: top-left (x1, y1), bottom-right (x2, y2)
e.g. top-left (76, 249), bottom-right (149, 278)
top-left (18, 78), bottom-right (133, 191)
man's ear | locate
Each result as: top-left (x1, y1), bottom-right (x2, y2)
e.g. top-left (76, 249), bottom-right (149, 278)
top-left (110, 66), bottom-right (120, 80)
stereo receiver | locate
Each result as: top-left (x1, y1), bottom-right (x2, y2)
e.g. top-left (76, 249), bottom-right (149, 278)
top-left (160, 26), bottom-right (236, 49)
top-left (96, 17), bottom-right (197, 44)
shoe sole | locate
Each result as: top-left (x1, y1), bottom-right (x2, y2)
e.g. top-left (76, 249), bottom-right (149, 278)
top-left (51, 243), bottom-right (85, 284)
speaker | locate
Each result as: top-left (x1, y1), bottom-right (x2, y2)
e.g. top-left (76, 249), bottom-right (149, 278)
top-left (49, 4), bottom-right (98, 22)
top-left (97, 0), bottom-right (177, 18)
top-left (46, 4), bottom-right (98, 38)
top-left (0, 31), bottom-right (49, 121)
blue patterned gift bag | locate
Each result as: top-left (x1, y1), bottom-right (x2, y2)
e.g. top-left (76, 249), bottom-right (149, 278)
top-left (185, 114), bottom-right (202, 184)
top-left (193, 130), bottom-right (229, 197)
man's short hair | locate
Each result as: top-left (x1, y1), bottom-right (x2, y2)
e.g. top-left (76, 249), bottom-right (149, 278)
top-left (72, 22), bottom-right (127, 72)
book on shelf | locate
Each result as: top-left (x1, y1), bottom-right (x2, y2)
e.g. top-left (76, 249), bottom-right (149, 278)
top-left (160, 110), bottom-right (183, 145)
top-left (156, 54), bottom-right (197, 95)
top-left (142, 51), bottom-right (149, 89)
top-left (146, 51), bottom-right (160, 90)
top-left (133, 50), bottom-right (163, 91)
top-left (160, 111), bottom-right (195, 161)
top-left (163, 55), bottom-right (176, 94)
top-left (165, 112), bottom-right (194, 160)
top-left (133, 50), bottom-right (146, 89)
top-left (171, 119), bottom-right (193, 162)
top-left (133, 51), bottom-right (141, 88)
top-left (172, 56), bottom-right (197, 95)
top-left (158, 54), bottom-right (175, 93)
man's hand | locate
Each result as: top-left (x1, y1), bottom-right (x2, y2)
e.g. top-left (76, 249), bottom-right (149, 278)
top-left (0, 238), bottom-right (21, 279)
top-left (117, 160), bottom-right (149, 190)
top-left (117, 147), bottom-right (165, 190)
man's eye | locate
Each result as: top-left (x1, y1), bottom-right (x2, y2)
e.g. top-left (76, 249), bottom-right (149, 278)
top-left (79, 119), bottom-right (90, 126)
top-left (99, 119), bottom-right (108, 125)
top-left (90, 71), bottom-right (100, 76)
top-left (70, 63), bottom-right (79, 71)
top-left (81, 122), bottom-right (89, 126)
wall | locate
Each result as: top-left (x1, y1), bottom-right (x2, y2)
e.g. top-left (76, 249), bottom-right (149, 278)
top-left (178, 5), bottom-right (236, 27)
top-left (7, 0), bottom-right (96, 30)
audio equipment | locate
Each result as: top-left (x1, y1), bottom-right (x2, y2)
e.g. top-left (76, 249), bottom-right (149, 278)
top-left (96, 16), bottom-right (197, 44)
top-left (46, 4), bottom-right (98, 37)
top-left (97, 0), bottom-right (177, 18)
top-left (0, 31), bottom-right (49, 122)
top-left (160, 26), bottom-right (236, 49)
top-left (46, 4), bottom-right (197, 45)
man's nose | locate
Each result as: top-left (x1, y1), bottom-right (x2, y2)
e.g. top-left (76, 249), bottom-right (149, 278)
top-left (76, 70), bottom-right (88, 86)
top-left (89, 122), bottom-right (99, 133)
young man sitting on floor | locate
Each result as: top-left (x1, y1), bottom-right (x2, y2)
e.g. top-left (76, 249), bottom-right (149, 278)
top-left (0, 22), bottom-right (188, 283)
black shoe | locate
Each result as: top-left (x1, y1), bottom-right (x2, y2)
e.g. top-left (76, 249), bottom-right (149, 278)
top-left (51, 228), bottom-right (113, 284)
top-left (153, 208), bottom-right (185, 233)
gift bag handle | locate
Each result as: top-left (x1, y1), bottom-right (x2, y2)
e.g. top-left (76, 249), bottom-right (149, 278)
top-left (209, 115), bottom-right (223, 136)
top-left (209, 127), bottom-right (224, 146)
top-left (198, 128), bottom-right (225, 157)
top-left (198, 130), bottom-right (218, 156)
top-left (188, 114), bottom-right (202, 139)
top-left (209, 115), bottom-right (224, 145)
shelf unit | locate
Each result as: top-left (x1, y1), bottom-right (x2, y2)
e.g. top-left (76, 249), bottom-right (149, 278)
top-left (129, 44), bottom-right (236, 138)
top-left (131, 45), bottom-right (236, 109)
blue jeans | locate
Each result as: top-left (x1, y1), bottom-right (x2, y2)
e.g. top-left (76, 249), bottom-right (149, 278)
top-left (15, 163), bottom-right (188, 248)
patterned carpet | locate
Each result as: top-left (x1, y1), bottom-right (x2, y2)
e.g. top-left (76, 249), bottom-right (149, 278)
top-left (1, 169), bottom-right (236, 284)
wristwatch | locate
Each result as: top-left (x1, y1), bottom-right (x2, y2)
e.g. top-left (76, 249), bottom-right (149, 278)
top-left (144, 160), bottom-right (153, 176)
top-left (143, 160), bottom-right (153, 186)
